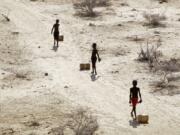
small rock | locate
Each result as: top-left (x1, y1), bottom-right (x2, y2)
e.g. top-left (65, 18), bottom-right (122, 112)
top-left (45, 73), bottom-right (48, 76)
top-left (159, 0), bottom-right (168, 4)
top-left (120, 3), bottom-right (129, 6)
top-left (112, 71), bottom-right (119, 74)
top-left (64, 86), bottom-right (69, 88)
top-left (132, 8), bottom-right (137, 11)
top-left (26, 121), bottom-right (40, 127)
top-left (154, 31), bottom-right (160, 34)
top-left (89, 23), bottom-right (95, 26)
top-left (12, 31), bottom-right (19, 35)
top-left (117, 24), bottom-right (122, 26)
top-left (38, 46), bottom-right (41, 48)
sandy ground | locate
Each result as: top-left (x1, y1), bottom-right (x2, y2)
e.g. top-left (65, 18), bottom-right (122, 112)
top-left (0, 0), bottom-right (180, 134)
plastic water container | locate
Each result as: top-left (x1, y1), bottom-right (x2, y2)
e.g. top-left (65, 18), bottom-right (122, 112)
top-left (137, 115), bottom-right (149, 124)
top-left (80, 63), bottom-right (90, 71)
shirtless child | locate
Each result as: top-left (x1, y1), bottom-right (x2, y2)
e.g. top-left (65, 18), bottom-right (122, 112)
top-left (51, 19), bottom-right (60, 47)
top-left (129, 80), bottom-right (142, 119)
top-left (91, 43), bottom-right (101, 75)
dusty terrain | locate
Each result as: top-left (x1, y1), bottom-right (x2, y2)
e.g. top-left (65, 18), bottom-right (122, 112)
top-left (0, 0), bottom-right (180, 134)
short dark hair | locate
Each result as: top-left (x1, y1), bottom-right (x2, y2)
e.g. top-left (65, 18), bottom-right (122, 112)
top-left (132, 80), bottom-right (137, 86)
top-left (92, 43), bottom-right (97, 49)
top-left (56, 19), bottom-right (59, 23)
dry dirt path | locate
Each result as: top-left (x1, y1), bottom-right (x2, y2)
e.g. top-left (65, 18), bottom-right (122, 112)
top-left (0, 0), bottom-right (180, 134)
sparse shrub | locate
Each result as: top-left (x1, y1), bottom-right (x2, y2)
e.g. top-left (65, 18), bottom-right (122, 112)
top-left (138, 41), bottom-right (162, 68)
top-left (149, 58), bottom-right (180, 94)
top-left (155, 58), bottom-right (180, 73)
top-left (152, 80), bottom-right (178, 95)
top-left (96, 0), bottom-right (111, 7)
top-left (154, 58), bottom-right (180, 83)
top-left (73, 0), bottom-right (97, 16)
top-left (138, 40), bottom-right (180, 87)
top-left (143, 12), bottom-right (166, 27)
top-left (73, 0), bottom-right (110, 17)
top-left (67, 108), bottom-right (99, 135)
top-left (49, 108), bottom-right (99, 135)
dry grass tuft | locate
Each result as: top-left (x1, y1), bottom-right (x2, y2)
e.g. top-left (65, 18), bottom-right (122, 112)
top-left (73, 0), bottom-right (110, 17)
top-left (138, 40), bottom-right (162, 68)
top-left (49, 108), bottom-right (99, 135)
top-left (67, 108), bottom-right (99, 135)
top-left (143, 12), bottom-right (166, 27)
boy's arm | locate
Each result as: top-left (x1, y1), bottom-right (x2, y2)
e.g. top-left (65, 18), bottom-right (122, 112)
top-left (97, 50), bottom-right (101, 61)
top-left (139, 88), bottom-right (142, 102)
top-left (51, 25), bottom-right (54, 34)
top-left (129, 89), bottom-right (132, 103)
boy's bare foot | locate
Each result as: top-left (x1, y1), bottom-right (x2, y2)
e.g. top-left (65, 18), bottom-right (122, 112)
top-left (133, 117), bottom-right (137, 121)
top-left (131, 112), bottom-right (133, 118)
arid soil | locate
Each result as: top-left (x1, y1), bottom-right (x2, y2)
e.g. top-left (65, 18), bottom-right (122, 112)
top-left (0, 0), bottom-right (180, 135)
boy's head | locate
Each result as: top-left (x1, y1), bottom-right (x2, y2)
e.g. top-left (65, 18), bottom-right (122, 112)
top-left (132, 80), bottom-right (137, 87)
top-left (56, 19), bottom-right (59, 24)
top-left (92, 43), bottom-right (97, 49)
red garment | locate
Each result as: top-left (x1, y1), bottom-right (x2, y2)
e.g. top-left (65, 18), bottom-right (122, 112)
top-left (131, 98), bottom-right (138, 107)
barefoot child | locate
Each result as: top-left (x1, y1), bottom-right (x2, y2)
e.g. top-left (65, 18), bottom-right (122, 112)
top-left (91, 43), bottom-right (101, 75)
top-left (129, 80), bottom-right (142, 119)
top-left (51, 19), bottom-right (60, 47)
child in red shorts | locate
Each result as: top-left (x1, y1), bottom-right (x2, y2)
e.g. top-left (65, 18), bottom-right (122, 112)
top-left (129, 80), bottom-right (142, 119)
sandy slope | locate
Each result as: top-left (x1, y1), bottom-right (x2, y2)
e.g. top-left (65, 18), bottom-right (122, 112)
top-left (0, 0), bottom-right (180, 134)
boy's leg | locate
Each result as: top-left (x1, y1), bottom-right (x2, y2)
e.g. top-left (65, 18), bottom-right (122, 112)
top-left (94, 61), bottom-right (97, 75)
top-left (54, 39), bottom-right (55, 46)
top-left (57, 40), bottom-right (59, 47)
top-left (95, 66), bottom-right (97, 75)
top-left (133, 106), bottom-right (137, 119)
top-left (131, 108), bottom-right (133, 117)
top-left (92, 68), bottom-right (95, 74)
top-left (92, 61), bottom-right (95, 74)
top-left (91, 65), bottom-right (94, 74)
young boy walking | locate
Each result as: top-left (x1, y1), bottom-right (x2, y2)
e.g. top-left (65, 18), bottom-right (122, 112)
top-left (91, 43), bottom-right (101, 75)
top-left (51, 19), bottom-right (60, 47)
top-left (129, 80), bottom-right (142, 119)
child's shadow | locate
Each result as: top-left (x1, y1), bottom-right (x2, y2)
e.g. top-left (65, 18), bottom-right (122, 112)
top-left (52, 45), bottom-right (59, 52)
top-left (90, 74), bottom-right (100, 81)
top-left (129, 119), bottom-right (140, 128)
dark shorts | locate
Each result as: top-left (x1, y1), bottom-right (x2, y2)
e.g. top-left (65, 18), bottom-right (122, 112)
top-left (91, 57), bottom-right (97, 68)
top-left (54, 32), bottom-right (59, 40)
top-left (131, 98), bottom-right (138, 107)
